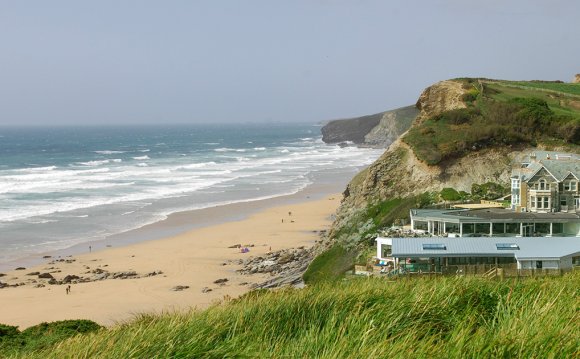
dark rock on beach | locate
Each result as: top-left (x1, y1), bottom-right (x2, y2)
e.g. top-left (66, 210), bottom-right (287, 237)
top-left (112, 271), bottom-right (137, 279)
top-left (213, 278), bottom-right (228, 285)
top-left (38, 273), bottom-right (54, 279)
top-left (171, 285), bottom-right (189, 291)
top-left (62, 275), bottom-right (80, 283)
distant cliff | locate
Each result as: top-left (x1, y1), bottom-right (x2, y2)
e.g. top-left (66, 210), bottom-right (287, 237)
top-left (321, 105), bottom-right (418, 147)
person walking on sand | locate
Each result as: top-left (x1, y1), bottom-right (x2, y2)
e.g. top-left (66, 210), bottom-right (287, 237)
top-left (66, 285), bottom-right (70, 295)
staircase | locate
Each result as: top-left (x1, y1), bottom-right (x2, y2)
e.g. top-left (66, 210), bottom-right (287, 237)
top-left (482, 267), bottom-right (499, 279)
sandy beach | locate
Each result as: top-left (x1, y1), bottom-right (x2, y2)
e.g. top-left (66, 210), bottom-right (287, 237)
top-left (0, 194), bottom-right (341, 329)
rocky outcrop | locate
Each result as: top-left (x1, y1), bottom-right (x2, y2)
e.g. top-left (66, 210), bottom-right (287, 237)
top-left (237, 247), bottom-right (315, 289)
top-left (364, 106), bottom-right (419, 147)
top-left (321, 106), bottom-right (418, 147)
top-left (415, 80), bottom-right (468, 124)
top-left (573, 74), bottom-right (580, 84)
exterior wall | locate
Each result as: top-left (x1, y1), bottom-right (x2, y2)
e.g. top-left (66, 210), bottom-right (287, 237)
top-left (526, 169), bottom-right (558, 213)
top-left (520, 182), bottom-right (527, 211)
top-left (559, 174), bottom-right (579, 212)
top-left (517, 259), bottom-right (561, 269)
top-left (560, 256), bottom-right (573, 270)
top-left (563, 222), bottom-right (580, 236)
top-left (375, 238), bottom-right (393, 260)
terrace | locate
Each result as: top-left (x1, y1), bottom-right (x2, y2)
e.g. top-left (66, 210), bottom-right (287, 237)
top-left (410, 208), bottom-right (580, 237)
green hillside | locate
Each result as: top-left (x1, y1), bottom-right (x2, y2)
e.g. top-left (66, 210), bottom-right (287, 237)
top-left (403, 79), bottom-right (580, 165)
top-left (3, 273), bottom-right (578, 358)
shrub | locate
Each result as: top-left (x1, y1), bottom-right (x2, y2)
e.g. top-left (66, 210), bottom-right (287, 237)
top-left (0, 320), bottom-right (102, 356)
top-left (440, 188), bottom-right (461, 201)
top-left (471, 182), bottom-right (509, 200)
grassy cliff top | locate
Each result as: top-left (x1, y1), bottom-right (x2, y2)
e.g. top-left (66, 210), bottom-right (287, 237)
top-left (403, 78), bottom-right (580, 165)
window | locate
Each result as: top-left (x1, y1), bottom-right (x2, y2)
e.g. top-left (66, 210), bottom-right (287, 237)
top-left (496, 243), bottom-right (519, 250)
top-left (537, 196), bottom-right (550, 209)
top-left (422, 244), bottom-right (446, 250)
top-left (561, 198), bottom-right (567, 206)
top-left (511, 178), bottom-right (520, 189)
top-left (538, 179), bottom-right (549, 190)
top-left (511, 194), bottom-right (519, 205)
top-left (530, 196), bottom-right (536, 208)
top-left (564, 180), bottom-right (577, 191)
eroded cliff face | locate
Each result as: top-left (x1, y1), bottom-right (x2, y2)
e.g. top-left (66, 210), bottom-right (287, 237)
top-left (415, 80), bottom-right (467, 124)
top-left (363, 106), bottom-right (418, 147)
top-left (340, 139), bottom-right (516, 211)
top-left (321, 106), bottom-right (418, 148)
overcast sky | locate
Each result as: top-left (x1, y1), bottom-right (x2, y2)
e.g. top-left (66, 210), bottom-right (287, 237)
top-left (0, 1), bottom-right (578, 126)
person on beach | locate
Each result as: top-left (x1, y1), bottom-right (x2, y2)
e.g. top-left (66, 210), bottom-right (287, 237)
top-left (66, 285), bottom-right (71, 295)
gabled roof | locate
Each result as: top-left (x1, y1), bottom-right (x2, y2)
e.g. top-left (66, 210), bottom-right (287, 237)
top-left (524, 163), bottom-right (558, 182)
top-left (517, 152), bottom-right (580, 182)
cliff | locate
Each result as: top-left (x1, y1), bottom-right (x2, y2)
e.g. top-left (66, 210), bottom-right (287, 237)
top-left (330, 78), bottom-right (580, 242)
top-left (321, 105), bottom-right (418, 147)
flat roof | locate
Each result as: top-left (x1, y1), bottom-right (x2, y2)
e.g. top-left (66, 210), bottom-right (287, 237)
top-left (452, 203), bottom-right (504, 209)
top-left (411, 208), bottom-right (580, 223)
top-left (390, 237), bottom-right (580, 260)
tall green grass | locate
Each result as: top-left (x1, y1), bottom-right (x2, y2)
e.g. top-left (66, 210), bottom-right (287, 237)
top-left (303, 244), bottom-right (357, 284)
top-left (14, 272), bottom-right (580, 358)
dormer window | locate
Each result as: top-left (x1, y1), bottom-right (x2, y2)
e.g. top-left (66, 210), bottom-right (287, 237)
top-left (564, 180), bottom-right (577, 191)
top-left (538, 179), bottom-right (549, 190)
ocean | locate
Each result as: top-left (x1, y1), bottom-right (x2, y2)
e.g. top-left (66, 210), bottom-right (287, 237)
top-left (0, 124), bottom-right (383, 266)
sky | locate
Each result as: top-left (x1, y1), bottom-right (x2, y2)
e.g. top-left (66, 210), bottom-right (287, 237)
top-left (0, 0), bottom-right (579, 126)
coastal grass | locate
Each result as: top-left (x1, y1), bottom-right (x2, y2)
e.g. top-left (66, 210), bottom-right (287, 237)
top-left (0, 320), bottom-right (102, 357)
top-left (10, 272), bottom-right (580, 358)
top-left (303, 244), bottom-right (357, 284)
top-left (403, 79), bottom-right (580, 165)
top-left (502, 81), bottom-right (580, 97)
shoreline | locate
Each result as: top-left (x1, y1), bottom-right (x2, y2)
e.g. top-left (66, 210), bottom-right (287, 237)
top-left (0, 166), bottom-right (354, 273)
top-left (0, 191), bottom-right (342, 329)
